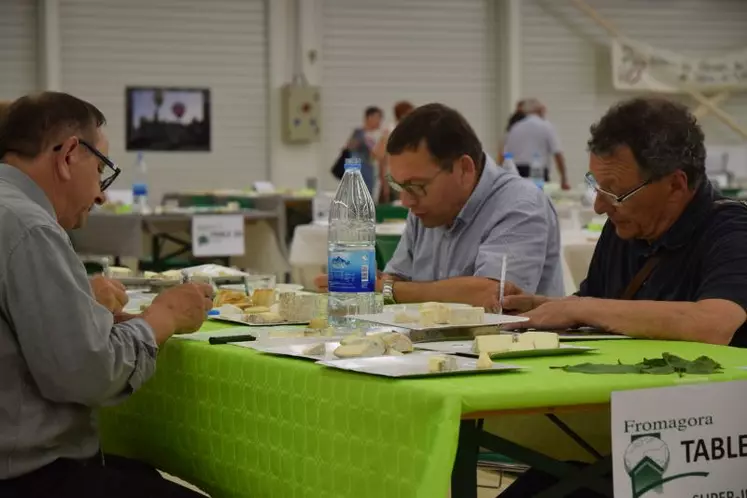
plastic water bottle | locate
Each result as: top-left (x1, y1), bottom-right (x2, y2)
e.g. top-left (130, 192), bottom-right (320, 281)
top-left (502, 153), bottom-right (520, 176)
top-left (327, 157), bottom-right (377, 328)
top-left (132, 152), bottom-right (149, 213)
top-left (530, 152), bottom-right (545, 190)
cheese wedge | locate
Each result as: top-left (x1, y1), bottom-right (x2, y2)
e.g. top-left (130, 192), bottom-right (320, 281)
top-left (419, 308), bottom-right (437, 327)
top-left (387, 349), bottom-right (404, 356)
top-left (476, 352), bottom-right (493, 369)
top-left (245, 312), bottom-right (284, 324)
top-left (472, 334), bottom-right (514, 354)
top-left (308, 317), bottom-right (328, 330)
top-left (449, 306), bottom-right (485, 325)
top-left (428, 355), bottom-right (458, 373)
top-left (216, 304), bottom-right (243, 316)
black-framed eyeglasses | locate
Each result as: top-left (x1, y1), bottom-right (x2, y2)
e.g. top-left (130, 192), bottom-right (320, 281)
top-left (584, 172), bottom-right (652, 206)
top-left (386, 168), bottom-right (447, 198)
top-left (53, 139), bottom-right (121, 192)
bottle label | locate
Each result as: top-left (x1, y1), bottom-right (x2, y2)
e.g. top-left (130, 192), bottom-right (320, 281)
top-left (328, 249), bottom-right (376, 293)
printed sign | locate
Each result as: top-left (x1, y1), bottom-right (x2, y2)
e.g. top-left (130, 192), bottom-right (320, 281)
top-left (612, 38), bottom-right (747, 93)
top-left (191, 215), bottom-right (245, 257)
top-left (611, 380), bottom-right (747, 498)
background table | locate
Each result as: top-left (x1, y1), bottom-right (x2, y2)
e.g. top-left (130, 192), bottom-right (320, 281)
top-left (99, 323), bottom-right (747, 498)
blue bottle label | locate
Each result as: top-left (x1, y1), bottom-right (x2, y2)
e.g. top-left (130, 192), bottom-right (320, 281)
top-left (328, 249), bottom-right (376, 293)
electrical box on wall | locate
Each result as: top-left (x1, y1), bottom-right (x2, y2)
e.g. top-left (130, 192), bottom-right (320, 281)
top-left (281, 84), bottom-right (321, 144)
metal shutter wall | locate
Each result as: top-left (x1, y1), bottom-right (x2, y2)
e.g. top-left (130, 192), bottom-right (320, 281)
top-left (321, 0), bottom-right (498, 184)
top-left (0, 0), bottom-right (37, 100)
top-left (521, 0), bottom-right (747, 183)
top-left (59, 0), bottom-right (268, 202)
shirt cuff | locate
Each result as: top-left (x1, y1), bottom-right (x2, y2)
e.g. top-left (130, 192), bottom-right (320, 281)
top-left (115, 317), bottom-right (158, 394)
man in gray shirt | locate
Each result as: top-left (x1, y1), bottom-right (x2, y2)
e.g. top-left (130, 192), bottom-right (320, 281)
top-left (0, 92), bottom-right (213, 497)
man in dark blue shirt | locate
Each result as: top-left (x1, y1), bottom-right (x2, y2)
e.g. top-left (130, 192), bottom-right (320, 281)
top-left (504, 97), bottom-right (747, 347)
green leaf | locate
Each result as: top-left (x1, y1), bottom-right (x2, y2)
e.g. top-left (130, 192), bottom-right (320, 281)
top-left (550, 353), bottom-right (723, 376)
top-left (551, 363), bottom-right (642, 374)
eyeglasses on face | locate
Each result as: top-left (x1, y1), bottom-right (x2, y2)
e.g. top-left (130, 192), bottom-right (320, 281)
top-left (584, 172), bottom-right (652, 206)
top-left (53, 139), bottom-right (121, 192)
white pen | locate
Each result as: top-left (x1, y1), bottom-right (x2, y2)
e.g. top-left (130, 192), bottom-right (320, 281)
top-left (499, 254), bottom-right (507, 314)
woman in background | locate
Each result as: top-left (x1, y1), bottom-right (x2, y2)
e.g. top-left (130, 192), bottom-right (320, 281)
top-left (373, 100), bottom-right (415, 204)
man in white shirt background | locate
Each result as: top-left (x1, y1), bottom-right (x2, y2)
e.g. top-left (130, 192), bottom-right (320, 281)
top-left (504, 98), bottom-right (570, 190)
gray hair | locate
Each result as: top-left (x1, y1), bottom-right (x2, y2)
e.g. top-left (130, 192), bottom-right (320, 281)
top-left (522, 98), bottom-right (543, 114)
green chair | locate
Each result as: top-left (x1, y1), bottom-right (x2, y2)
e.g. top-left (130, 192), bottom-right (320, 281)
top-left (375, 234), bottom-right (401, 271)
top-left (376, 204), bottom-right (409, 223)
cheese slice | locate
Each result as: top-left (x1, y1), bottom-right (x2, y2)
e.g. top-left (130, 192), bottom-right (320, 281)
top-left (394, 311), bottom-right (417, 324)
top-left (449, 306), bottom-right (485, 325)
top-left (472, 334), bottom-right (514, 354)
top-left (476, 352), bottom-right (493, 369)
top-left (252, 289), bottom-right (276, 307)
top-left (508, 342), bottom-right (535, 352)
top-left (428, 355), bottom-right (458, 373)
top-left (374, 331), bottom-right (413, 353)
top-left (419, 308), bottom-right (437, 327)
top-left (246, 312), bottom-right (284, 324)
top-left (216, 304), bottom-right (243, 316)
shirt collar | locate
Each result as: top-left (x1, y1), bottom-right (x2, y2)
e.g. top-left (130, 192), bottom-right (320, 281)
top-left (0, 163), bottom-right (56, 218)
top-left (450, 153), bottom-right (503, 232)
top-left (636, 180), bottom-right (717, 254)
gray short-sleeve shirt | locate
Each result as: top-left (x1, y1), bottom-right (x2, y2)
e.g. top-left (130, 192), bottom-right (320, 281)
top-left (384, 155), bottom-right (564, 296)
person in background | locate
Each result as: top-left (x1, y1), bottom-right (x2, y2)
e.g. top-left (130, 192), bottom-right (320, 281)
top-left (502, 97), bottom-right (747, 350)
top-left (497, 99), bottom-right (525, 165)
top-left (346, 106), bottom-right (383, 196)
top-left (0, 92), bottom-right (214, 497)
top-left (504, 97), bottom-right (570, 189)
top-left (373, 100), bottom-right (415, 203)
top-left (316, 103), bottom-right (564, 308)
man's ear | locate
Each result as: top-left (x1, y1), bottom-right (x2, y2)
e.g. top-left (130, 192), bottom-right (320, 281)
top-left (53, 136), bottom-right (79, 182)
top-left (669, 169), bottom-right (691, 196)
top-left (458, 154), bottom-right (476, 176)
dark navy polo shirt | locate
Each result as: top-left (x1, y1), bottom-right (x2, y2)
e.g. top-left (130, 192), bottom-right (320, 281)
top-left (578, 181), bottom-right (747, 347)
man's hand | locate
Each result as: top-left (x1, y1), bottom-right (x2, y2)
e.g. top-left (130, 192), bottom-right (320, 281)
top-left (90, 275), bottom-right (128, 313)
top-left (502, 298), bottom-right (583, 330)
top-left (143, 283), bottom-right (215, 343)
top-left (560, 177), bottom-right (571, 190)
top-left (481, 279), bottom-right (524, 311)
top-left (501, 294), bottom-right (558, 314)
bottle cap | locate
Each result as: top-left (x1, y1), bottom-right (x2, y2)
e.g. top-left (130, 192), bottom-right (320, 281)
top-left (208, 309), bottom-right (220, 316)
top-left (503, 153), bottom-right (513, 159)
top-left (132, 183), bottom-right (148, 196)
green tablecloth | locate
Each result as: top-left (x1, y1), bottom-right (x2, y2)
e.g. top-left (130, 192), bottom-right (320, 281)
top-left (100, 325), bottom-right (747, 498)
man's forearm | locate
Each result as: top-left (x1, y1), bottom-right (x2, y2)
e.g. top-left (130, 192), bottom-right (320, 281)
top-left (574, 298), bottom-right (736, 345)
top-left (392, 277), bottom-right (495, 307)
top-left (554, 153), bottom-right (567, 181)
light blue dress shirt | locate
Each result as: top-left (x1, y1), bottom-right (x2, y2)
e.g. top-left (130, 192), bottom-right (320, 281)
top-left (384, 154), bottom-right (564, 296)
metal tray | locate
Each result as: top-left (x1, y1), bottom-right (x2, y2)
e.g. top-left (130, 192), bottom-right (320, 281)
top-left (317, 352), bottom-right (524, 378)
top-left (351, 311), bottom-right (528, 331)
top-left (414, 340), bottom-right (597, 359)
top-left (252, 340), bottom-right (344, 361)
top-left (208, 314), bottom-right (309, 327)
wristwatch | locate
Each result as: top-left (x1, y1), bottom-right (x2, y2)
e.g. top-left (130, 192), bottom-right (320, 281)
top-left (382, 278), bottom-right (396, 305)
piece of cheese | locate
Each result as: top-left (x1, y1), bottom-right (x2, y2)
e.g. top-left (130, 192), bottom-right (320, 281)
top-left (393, 311), bottom-right (417, 324)
top-left (216, 304), bottom-right (243, 316)
top-left (472, 334), bottom-right (514, 354)
top-left (308, 317), bottom-right (328, 330)
top-left (449, 306), bottom-right (485, 325)
top-left (428, 355), bottom-right (458, 373)
top-left (333, 337), bottom-right (386, 358)
top-left (476, 352), bottom-right (493, 369)
top-left (241, 306), bottom-right (271, 314)
top-left (387, 348), bottom-right (404, 356)
top-left (107, 266), bottom-right (133, 278)
top-left (419, 308), bottom-right (437, 327)
top-left (302, 342), bottom-right (326, 356)
top-left (245, 312), bottom-right (284, 324)
top-left (520, 331), bottom-right (560, 350)
top-left (508, 342), bottom-right (535, 352)
top-left (252, 289), bottom-right (276, 307)
top-left (375, 331), bottom-right (413, 353)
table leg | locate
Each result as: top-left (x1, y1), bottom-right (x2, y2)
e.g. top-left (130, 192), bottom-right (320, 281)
top-left (451, 419), bottom-right (481, 498)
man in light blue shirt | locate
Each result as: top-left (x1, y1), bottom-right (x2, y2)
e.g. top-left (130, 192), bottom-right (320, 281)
top-left (380, 103), bottom-right (564, 308)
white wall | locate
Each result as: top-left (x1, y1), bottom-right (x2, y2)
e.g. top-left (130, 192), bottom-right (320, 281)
top-left (319, 0), bottom-right (501, 189)
top-left (56, 0), bottom-right (268, 203)
top-left (518, 0), bottom-right (747, 184)
top-left (0, 0), bottom-right (38, 100)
